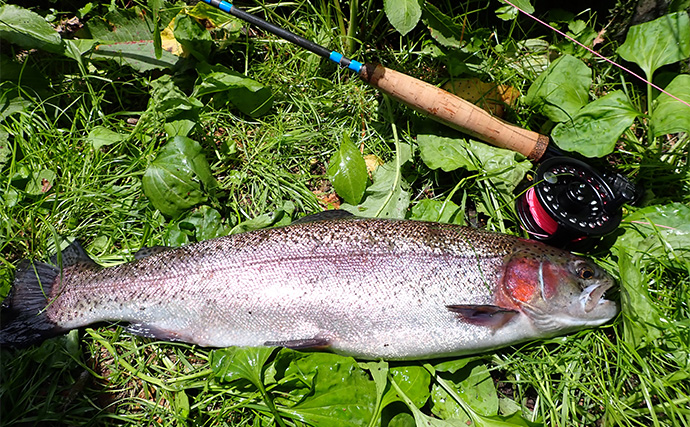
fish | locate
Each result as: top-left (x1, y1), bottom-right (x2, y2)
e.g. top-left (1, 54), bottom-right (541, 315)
top-left (0, 212), bottom-right (618, 360)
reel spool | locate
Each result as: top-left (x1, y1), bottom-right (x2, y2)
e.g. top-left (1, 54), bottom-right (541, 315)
top-left (516, 157), bottom-right (637, 243)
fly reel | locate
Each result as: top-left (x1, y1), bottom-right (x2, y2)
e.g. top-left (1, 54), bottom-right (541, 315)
top-left (516, 157), bottom-right (637, 243)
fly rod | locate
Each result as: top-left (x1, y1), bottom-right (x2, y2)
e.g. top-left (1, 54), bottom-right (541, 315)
top-left (201, 0), bottom-right (549, 161)
top-left (200, 0), bottom-right (639, 244)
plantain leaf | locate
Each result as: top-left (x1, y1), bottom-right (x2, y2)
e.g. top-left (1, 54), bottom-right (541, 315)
top-left (650, 74), bottom-right (690, 137)
top-left (0, 4), bottom-right (64, 54)
top-left (617, 12), bottom-right (690, 80)
top-left (422, 3), bottom-right (465, 48)
top-left (524, 54), bottom-right (592, 122)
top-left (410, 199), bottom-right (465, 225)
top-left (275, 351), bottom-right (378, 427)
top-left (551, 90), bottom-right (640, 157)
top-left (384, 0), bottom-right (421, 36)
top-left (210, 346), bottom-right (276, 389)
top-left (194, 62), bottom-right (273, 118)
top-left (142, 136), bottom-right (216, 217)
top-left (327, 135), bottom-right (368, 205)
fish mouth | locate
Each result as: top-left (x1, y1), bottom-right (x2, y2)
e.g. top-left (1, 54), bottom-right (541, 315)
top-left (580, 281), bottom-right (614, 313)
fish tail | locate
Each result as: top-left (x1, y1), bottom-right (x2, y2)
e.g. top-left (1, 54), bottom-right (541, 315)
top-left (1, 260), bottom-right (66, 348)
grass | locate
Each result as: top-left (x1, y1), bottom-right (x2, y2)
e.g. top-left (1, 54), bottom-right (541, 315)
top-left (1, 0), bottom-right (689, 426)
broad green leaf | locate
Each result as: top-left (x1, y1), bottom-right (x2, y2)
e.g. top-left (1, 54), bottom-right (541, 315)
top-left (422, 3), bottom-right (465, 48)
top-left (277, 352), bottom-right (377, 427)
top-left (384, 0), bottom-right (421, 36)
top-left (650, 74), bottom-right (690, 136)
top-left (417, 134), bottom-right (474, 172)
top-left (87, 126), bottom-right (126, 150)
top-left (210, 346), bottom-right (276, 388)
top-left (327, 135), bottom-right (368, 205)
top-left (25, 169), bottom-right (56, 195)
top-left (614, 203), bottom-right (690, 265)
top-left (173, 14), bottom-right (213, 60)
top-left (142, 136), bottom-right (216, 217)
top-left (551, 90), bottom-right (640, 158)
top-left (617, 12), bottom-right (690, 80)
top-left (147, 74), bottom-right (203, 122)
top-left (390, 377), bottom-right (464, 427)
top-left (0, 95), bottom-right (31, 122)
top-left (195, 63), bottom-right (273, 118)
top-left (524, 55), bottom-right (592, 122)
top-left (381, 366), bottom-right (431, 409)
top-left (341, 159), bottom-right (410, 218)
top-left (495, 0), bottom-right (534, 21)
top-left (87, 8), bottom-right (180, 71)
top-left (0, 5), bottom-right (64, 54)
top-left (229, 205), bottom-right (294, 235)
top-left (91, 40), bottom-right (180, 72)
top-left (617, 250), bottom-right (662, 349)
top-left (417, 134), bottom-right (531, 193)
top-left (430, 361), bottom-right (498, 423)
top-left (0, 128), bottom-right (9, 170)
top-left (410, 199), bottom-right (465, 225)
top-left (188, 2), bottom-right (243, 31)
top-left (179, 205), bottom-right (229, 241)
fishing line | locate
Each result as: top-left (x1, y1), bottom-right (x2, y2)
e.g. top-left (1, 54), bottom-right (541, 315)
top-left (501, 0), bottom-right (690, 109)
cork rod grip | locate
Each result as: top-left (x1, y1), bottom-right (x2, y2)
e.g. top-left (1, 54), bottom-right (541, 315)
top-left (359, 64), bottom-right (548, 161)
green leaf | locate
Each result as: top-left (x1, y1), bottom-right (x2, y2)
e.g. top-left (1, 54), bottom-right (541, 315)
top-left (381, 366), bottom-right (431, 409)
top-left (276, 351), bottom-right (377, 427)
top-left (210, 346), bottom-right (276, 388)
top-left (614, 203), bottom-right (690, 265)
top-left (417, 134), bottom-right (474, 172)
top-left (422, 3), bottom-right (465, 48)
top-left (87, 126), bottom-right (126, 150)
top-left (617, 12), bottom-right (690, 80)
top-left (188, 2), bottom-right (243, 31)
top-left (327, 135), bottom-right (368, 205)
top-left (25, 169), bottom-right (56, 195)
top-left (0, 4), bottom-right (64, 54)
top-left (650, 74), bottom-right (690, 137)
top-left (410, 199), bottom-right (465, 225)
top-left (229, 206), bottom-right (294, 235)
top-left (384, 0), bottom-right (421, 36)
top-left (147, 74), bottom-right (203, 122)
top-left (551, 90), bottom-right (640, 158)
top-left (142, 136), bottom-right (216, 217)
top-left (173, 14), bottom-right (213, 61)
top-left (0, 128), bottom-right (9, 170)
top-left (179, 205), bottom-right (229, 241)
top-left (524, 55), bottom-right (592, 122)
top-left (195, 63), bottom-right (273, 118)
top-left (617, 250), bottom-right (663, 349)
top-left (417, 134), bottom-right (531, 193)
top-left (91, 40), bottom-right (180, 72)
top-left (430, 361), bottom-right (498, 424)
top-left (87, 8), bottom-right (180, 71)
top-left (341, 159), bottom-right (410, 218)
top-left (495, 0), bottom-right (534, 21)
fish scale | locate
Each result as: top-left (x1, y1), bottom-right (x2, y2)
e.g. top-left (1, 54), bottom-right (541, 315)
top-left (0, 215), bottom-right (618, 359)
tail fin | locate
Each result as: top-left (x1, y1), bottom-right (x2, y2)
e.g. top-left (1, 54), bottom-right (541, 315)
top-left (0, 241), bottom-right (94, 348)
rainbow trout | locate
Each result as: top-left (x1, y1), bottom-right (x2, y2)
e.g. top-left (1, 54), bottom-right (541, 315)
top-left (0, 213), bottom-right (617, 359)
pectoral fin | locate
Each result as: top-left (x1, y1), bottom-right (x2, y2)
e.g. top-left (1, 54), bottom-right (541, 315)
top-left (264, 337), bottom-right (331, 350)
top-left (446, 305), bottom-right (519, 329)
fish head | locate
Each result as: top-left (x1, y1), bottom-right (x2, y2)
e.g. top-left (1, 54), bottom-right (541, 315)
top-left (499, 240), bottom-right (618, 335)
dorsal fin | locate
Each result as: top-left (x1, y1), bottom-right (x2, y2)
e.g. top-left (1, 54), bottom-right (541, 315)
top-left (134, 246), bottom-right (172, 260)
top-left (50, 240), bottom-right (96, 268)
top-left (292, 210), bottom-right (355, 225)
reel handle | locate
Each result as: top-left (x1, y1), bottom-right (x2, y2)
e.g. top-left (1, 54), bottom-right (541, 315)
top-left (359, 63), bottom-right (549, 161)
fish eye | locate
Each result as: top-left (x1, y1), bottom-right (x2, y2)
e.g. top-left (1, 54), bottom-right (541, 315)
top-left (577, 265), bottom-right (595, 280)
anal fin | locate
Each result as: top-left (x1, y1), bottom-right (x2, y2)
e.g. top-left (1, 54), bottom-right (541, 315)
top-left (446, 305), bottom-right (519, 330)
